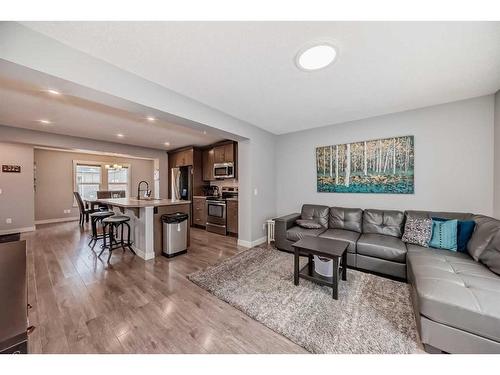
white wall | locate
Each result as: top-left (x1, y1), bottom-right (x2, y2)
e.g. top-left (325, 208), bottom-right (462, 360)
top-left (494, 90), bottom-right (500, 218)
top-left (0, 142), bottom-right (35, 234)
top-left (276, 96), bottom-right (495, 216)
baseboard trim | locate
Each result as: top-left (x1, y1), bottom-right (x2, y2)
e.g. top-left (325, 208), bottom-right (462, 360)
top-left (237, 236), bottom-right (267, 248)
top-left (35, 217), bottom-right (79, 225)
top-left (0, 226), bottom-right (36, 235)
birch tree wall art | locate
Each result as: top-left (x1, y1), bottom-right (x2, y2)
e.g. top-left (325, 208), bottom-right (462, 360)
top-left (316, 135), bottom-right (414, 194)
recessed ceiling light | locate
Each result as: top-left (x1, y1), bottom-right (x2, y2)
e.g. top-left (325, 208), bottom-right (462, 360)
top-left (203, 130), bottom-right (207, 135)
top-left (46, 89), bottom-right (61, 95)
top-left (164, 142), bottom-right (170, 146)
top-left (146, 116), bottom-right (156, 122)
top-left (38, 119), bottom-right (52, 125)
top-left (296, 44), bottom-right (337, 71)
top-left (117, 133), bottom-right (124, 138)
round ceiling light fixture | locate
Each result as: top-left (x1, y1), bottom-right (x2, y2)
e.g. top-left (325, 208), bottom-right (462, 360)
top-left (296, 43), bottom-right (337, 71)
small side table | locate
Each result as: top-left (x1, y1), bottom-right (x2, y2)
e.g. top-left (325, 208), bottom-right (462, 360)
top-left (292, 236), bottom-right (348, 299)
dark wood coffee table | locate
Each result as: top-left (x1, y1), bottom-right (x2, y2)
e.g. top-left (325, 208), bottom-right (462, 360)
top-left (292, 236), bottom-right (348, 299)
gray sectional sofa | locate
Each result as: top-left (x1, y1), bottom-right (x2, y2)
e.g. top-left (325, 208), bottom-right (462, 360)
top-left (274, 204), bottom-right (500, 354)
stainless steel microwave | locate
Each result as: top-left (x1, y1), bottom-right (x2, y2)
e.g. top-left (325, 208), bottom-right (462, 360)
top-left (214, 162), bottom-right (234, 179)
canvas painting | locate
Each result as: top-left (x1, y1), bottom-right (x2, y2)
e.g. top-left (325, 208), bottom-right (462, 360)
top-left (316, 135), bottom-right (414, 194)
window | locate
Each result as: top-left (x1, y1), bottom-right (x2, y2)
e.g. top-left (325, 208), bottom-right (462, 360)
top-left (107, 167), bottom-right (129, 196)
top-left (73, 160), bottom-right (132, 205)
top-left (75, 164), bottom-right (101, 201)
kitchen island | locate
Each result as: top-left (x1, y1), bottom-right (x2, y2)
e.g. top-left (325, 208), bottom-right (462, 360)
top-left (96, 198), bottom-right (191, 260)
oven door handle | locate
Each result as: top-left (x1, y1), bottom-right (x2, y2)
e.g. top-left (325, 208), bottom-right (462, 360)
top-left (207, 202), bottom-right (226, 206)
top-left (206, 222), bottom-right (226, 228)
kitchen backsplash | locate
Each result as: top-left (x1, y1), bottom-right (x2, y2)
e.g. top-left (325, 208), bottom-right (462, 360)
top-left (209, 179), bottom-right (238, 190)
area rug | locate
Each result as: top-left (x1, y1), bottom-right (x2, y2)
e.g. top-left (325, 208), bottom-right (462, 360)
top-left (188, 246), bottom-right (422, 354)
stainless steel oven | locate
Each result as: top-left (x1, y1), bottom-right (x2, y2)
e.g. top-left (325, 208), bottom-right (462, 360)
top-left (213, 162), bottom-right (234, 179)
top-left (206, 199), bottom-right (227, 235)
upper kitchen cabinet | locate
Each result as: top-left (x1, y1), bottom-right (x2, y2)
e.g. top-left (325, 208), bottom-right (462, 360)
top-left (213, 145), bottom-right (224, 164)
top-left (202, 141), bottom-right (237, 181)
top-left (224, 143), bottom-right (235, 162)
top-left (202, 148), bottom-right (215, 181)
top-left (170, 148), bottom-right (193, 167)
top-left (213, 143), bottom-right (235, 164)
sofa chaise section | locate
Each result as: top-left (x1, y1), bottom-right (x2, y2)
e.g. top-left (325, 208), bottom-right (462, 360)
top-left (406, 211), bottom-right (500, 353)
top-left (407, 244), bottom-right (500, 353)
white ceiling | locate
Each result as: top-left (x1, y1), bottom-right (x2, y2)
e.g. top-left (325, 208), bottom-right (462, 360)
top-left (22, 21), bottom-right (500, 135)
top-left (0, 60), bottom-right (222, 150)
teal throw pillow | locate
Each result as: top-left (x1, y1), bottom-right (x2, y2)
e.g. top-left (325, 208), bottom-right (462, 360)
top-left (429, 219), bottom-right (458, 251)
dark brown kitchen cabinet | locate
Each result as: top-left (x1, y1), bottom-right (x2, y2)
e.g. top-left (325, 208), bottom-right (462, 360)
top-left (202, 141), bottom-right (237, 181)
top-left (213, 145), bottom-right (226, 164)
top-left (202, 148), bottom-right (215, 181)
top-left (192, 197), bottom-right (207, 227)
top-left (224, 143), bottom-right (234, 163)
top-left (227, 200), bottom-right (238, 234)
top-left (171, 149), bottom-right (193, 167)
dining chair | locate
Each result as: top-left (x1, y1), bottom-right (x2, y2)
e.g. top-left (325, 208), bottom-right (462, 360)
top-left (97, 191), bottom-right (112, 199)
top-left (97, 190), bottom-right (126, 199)
top-left (73, 191), bottom-right (97, 226)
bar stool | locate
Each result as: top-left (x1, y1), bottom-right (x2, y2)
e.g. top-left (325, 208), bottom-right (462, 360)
top-left (99, 215), bottom-right (135, 262)
top-left (88, 211), bottom-right (115, 250)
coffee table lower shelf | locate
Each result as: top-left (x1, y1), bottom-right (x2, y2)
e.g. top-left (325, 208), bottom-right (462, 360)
top-left (298, 262), bottom-right (344, 287)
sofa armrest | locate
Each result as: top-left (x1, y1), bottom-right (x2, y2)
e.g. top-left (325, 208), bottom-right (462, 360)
top-left (274, 213), bottom-right (301, 249)
top-left (275, 213), bottom-right (301, 227)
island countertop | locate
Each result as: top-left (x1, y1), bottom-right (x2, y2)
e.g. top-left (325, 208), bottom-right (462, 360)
top-left (96, 198), bottom-right (191, 208)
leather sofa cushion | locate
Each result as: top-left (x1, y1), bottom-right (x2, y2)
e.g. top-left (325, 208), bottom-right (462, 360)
top-left (357, 233), bottom-right (407, 262)
top-left (405, 210), bottom-right (473, 221)
top-left (301, 204), bottom-right (329, 228)
top-left (478, 230), bottom-right (500, 275)
top-left (329, 207), bottom-right (363, 233)
top-left (319, 229), bottom-right (360, 253)
top-left (407, 244), bottom-right (500, 342)
top-left (468, 215), bottom-right (500, 261)
top-left (286, 226), bottom-right (325, 242)
top-left (363, 209), bottom-right (404, 237)
top-left (296, 219), bottom-right (322, 229)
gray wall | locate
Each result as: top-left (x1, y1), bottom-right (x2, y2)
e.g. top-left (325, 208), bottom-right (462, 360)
top-left (0, 125), bottom-right (169, 233)
top-left (0, 142), bottom-right (35, 234)
top-left (495, 90), bottom-right (500, 218)
top-left (0, 125), bottom-right (168, 197)
top-left (276, 95), bottom-right (495, 216)
top-left (0, 23), bottom-right (275, 245)
top-left (34, 148), bottom-right (155, 222)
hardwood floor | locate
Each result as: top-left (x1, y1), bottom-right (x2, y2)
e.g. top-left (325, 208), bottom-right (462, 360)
top-left (23, 222), bottom-right (307, 354)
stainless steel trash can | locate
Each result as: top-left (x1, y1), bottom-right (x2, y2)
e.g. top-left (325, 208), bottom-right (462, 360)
top-left (161, 213), bottom-right (188, 258)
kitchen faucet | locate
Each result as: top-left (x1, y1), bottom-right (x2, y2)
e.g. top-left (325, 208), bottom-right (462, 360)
top-left (137, 180), bottom-right (151, 200)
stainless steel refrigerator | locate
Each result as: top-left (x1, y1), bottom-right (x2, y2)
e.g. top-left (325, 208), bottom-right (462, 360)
top-left (171, 166), bottom-right (193, 223)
